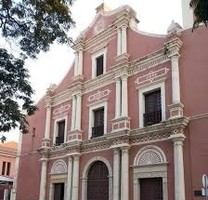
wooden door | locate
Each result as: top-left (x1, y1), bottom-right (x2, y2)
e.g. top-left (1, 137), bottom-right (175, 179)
top-left (87, 161), bottom-right (109, 200)
top-left (140, 178), bottom-right (163, 200)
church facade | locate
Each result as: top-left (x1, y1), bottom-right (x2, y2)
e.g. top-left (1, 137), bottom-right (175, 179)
top-left (15, 3), bottom-right (208, 200)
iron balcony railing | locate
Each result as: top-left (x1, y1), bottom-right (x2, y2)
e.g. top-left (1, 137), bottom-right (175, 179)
top-left (143, 110), bottom-right (162, 127)
top-left (91, 125), bottom-right (104, 138)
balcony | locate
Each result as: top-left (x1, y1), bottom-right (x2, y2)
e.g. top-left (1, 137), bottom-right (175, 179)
top-left (55, 136), bottom-right (64, 146)
top-left (91, 125), bottom-right (104, 138)
top-left (143, 110), bottom-right (162, 127)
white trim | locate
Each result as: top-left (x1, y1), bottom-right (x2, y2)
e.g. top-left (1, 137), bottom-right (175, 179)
top-left (133, 146), bottom-right (168, 200)
top-left (53, 116), bottom-right (68, 145)
top-left (91, 48), bottom-right (107, 78)
top-left (88, 101), bottom-right (107, 139)
top-left (139, 82), bottom-right (166, 128)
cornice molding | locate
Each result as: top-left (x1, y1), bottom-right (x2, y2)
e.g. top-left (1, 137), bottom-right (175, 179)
top-left (39, 117), bottom-right (189, 159)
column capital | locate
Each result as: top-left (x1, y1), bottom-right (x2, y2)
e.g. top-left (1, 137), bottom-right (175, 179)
top-left (45, 97), bottom-right (52, 108)
top-left (40, 157), bottom-right (48, 163)
top-left (113, 148), bottom-right (120, 155)
top-left (121, 145), bottom-right (130, 154)
top-left (169, 133), bottom-right (186, 144)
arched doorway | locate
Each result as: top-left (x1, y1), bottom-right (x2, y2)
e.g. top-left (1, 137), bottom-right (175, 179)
top-left (87, 161), bottom-right (109, 200)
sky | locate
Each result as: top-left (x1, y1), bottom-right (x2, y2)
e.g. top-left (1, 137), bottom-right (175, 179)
top-left (5, 0), bottom-right (183, 141)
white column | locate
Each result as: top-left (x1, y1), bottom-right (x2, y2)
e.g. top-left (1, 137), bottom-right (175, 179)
top-left (115, 78), bottom-right (121, 118)
top-left (71, 96), bottom-right (76, 131)
top-left (74, 52), bottom-right (79, 76)
top-left (121, 75), bottom-right (128, 117)
top-left (81, 178), bottom-right (87, 200)
top-left (113, 148), bottom-right (120, 200)
top-left (75, 94), bottom-right (82, 130)
top-left (39, 158), bottom-right (48, 200)
top-left (66, 156), bottom-right (73, 200)
top-left (171, 55), bottom-right (181, 103)
top-left (72, 155), bottom-right (80, 200)
top-left (3, 189), bottom-right (9, 200)
top-left (44, 99), bottom-right (52, 139)
top-left (121, 147), bottom-right (129, 200)
top-left (170, 133), bottom-right (186, 200)
top-left (78, 50), bottom-right (83, 76)
top-left (117, 28), bottom-right (122, 56)
top-left (121, 26), bottom-right (127, 54)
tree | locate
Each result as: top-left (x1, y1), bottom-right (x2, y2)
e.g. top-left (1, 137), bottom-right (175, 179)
top-left (0, 0), bottom-right (75, 135)
top-left (190, 0), bottom-right (208, 29)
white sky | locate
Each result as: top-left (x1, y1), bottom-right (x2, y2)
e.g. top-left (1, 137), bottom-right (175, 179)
top-left (5, 0), bottom-right (183, 141)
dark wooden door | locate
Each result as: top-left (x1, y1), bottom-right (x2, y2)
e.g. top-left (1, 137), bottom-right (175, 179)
top-left (87, 161), bottom-right (109, 200)
top-left (54, 183), bottom-right (64, 200)
top-left (140, 178), bottom-right (163, 200)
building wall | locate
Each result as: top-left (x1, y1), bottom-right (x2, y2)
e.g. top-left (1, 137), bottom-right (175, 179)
top-left (16, 4), bottom-right (208, 200)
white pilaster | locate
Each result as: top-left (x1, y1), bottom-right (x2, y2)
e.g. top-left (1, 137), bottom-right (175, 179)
top-left (171, 55), bottom-right (181, 103)
top-left (44, 100), bottom-right (52, 139)
top-left (113, 148), bottom-right (120, 200)
top-left (78, 51), bottom-right (83, 75)
top-left (75, 94), bottom-right (82, 130)
top-left (115, 78), bottom-right (121, 118)
top-left (117, 28), bottom-right (122, 56)
top-left (121, 26), bottom-right (127, 54)
top-left (121, 75), bottom-right (128, 117)
top-left (66, 156), bottom-right (73, 200)
top-left (74, 52), bottom-right (79, 76)
top-left (121, 147), bottom-right (129, 200)
top-left (72, 155), bottom-right (80, 200)
top-left (39, 158), bottom-right (48, 200)
top-left (71, 96), bottom-right (76, 131)
top-left (170, 133), bottom-right (186, 200)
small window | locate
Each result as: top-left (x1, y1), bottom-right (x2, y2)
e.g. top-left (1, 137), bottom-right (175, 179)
top-left (6, 162), bottom-right (11, 176)
top-left (96, 55), bottom-right (104, 76)
top-left (91, 48), bottom-right (107, 78)
top-left (92, 107), bottom-right (104, 138)
top-left (55, 120), bottom-right (65, 145)
top-left (2, 161), bottom-right (6, 175)
top-left (143, 89), bottom-right (162, 126)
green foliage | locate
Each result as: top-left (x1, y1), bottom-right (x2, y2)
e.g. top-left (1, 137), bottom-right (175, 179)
top-left (0, 48), bottom-right (37, 133)
top-left (0, 0), bottom-right (75, 58)
top-left (190, 0), bottom-right (208, 29)
top-left (0, 0), bottom-right (75, 134)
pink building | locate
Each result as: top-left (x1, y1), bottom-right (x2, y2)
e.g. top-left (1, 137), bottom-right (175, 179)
top-left (16, 3), bottom-right (208, 200)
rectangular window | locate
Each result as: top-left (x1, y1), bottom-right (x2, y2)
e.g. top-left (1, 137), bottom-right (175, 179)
top-left (92, 48), bottom-right (107, 78)
top-left (2, 161), bottom-right (6, 175)
top-left (54, 183), bottom-right (65, 200)
top-left (55, 120), bottom-right (65, 145)
top-left (143, 89), bottom-right (162, 126)
top-left (6, 162), bottom-right (11, 176)
top-left (96, 55), bottom-right (104, 76)
top-left (92, 107), bottom-right (104, 138)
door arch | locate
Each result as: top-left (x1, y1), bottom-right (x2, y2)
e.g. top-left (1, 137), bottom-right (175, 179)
top-left (87, 161), bottom-right (109, 200)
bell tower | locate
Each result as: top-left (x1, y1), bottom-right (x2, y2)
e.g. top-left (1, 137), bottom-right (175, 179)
top-left (181, 0), bottom-right (194, 29)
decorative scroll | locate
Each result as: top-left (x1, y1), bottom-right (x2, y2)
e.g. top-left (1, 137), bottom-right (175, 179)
top-left (88, 89), bottom-right (111, 102)
top-left (53, 104), bottom-right (71, 116)
top-left (135, 68), bottom-right (169, 85)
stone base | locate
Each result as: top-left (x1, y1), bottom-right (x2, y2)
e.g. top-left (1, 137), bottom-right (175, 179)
top-left (67, 130), bottom-right (82, 142)
top-left (111, 117), bottom-right (130, 132)
top-left (168, 103), bottom-right (184, 118)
